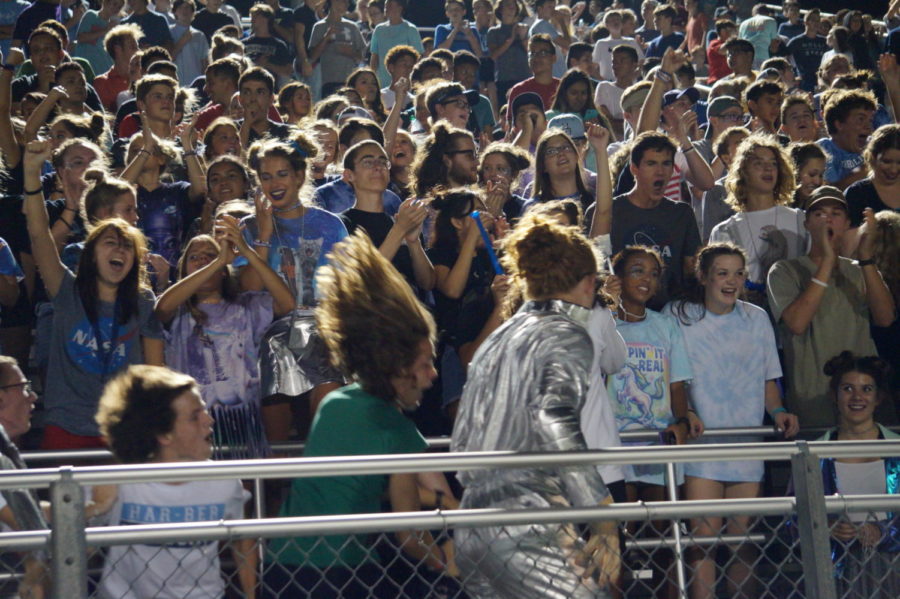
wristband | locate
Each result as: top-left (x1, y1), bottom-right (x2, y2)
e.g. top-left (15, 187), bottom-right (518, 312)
top-left (655, 70), bottom-right (673, 83)
top-left (23, 186), bottom-right (43, 196)
top-left (673, 416), bottom-right (690, 428)
top-left (682, 144), bottom-right (696, 154)
top-left (59, 218), bottom-right (73, 231)
top-left (184, 150), bottom-right (199, 158)
top-left (139, 148), bottom-right (152, 157)
top-left (253, 239), bottom-right (271, 248)
top-left (857, 259), bottom-right (875, 267)
top-left (811, 277), bottom-right (829, 288)
top-left (770, 407), bottom-right (787, 417)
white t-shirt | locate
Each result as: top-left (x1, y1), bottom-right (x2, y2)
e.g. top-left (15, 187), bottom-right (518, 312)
top-left (581, 306), bottom-right (628, 485)
top-left (98, 478), bottom-right (249, 599)
top-left (709, 205), bottom-right (809, 283)
top-left (833, 460), bottom-right (888, 522)
top-left (594, 80), bottom-right (627, 120)
top-left (592, 37), bottom-right (644, 81)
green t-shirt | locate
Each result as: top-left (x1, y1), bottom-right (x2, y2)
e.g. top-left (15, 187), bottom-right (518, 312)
top-left (268, 383), bottom-right (427, 567)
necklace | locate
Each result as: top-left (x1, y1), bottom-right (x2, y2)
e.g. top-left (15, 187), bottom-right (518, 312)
top-left (619, 305), bottom-right (647, 321)
top-left (273, 200), bottom-right (302, 213)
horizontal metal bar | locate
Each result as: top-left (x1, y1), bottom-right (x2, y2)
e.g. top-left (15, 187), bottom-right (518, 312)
top-left (628, 533), bottom-right (768, 550)
top-left (823, 494), bottom-right (900, 513)
top-left (4, 440), bottom-right (899, 490)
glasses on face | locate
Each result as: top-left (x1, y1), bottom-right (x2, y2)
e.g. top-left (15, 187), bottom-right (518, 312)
top-left (530, 50), bottom-right (553, 58)
top-left (0, 380), bottom-right (33, 395)
top-left (357, 156), bottom-right (391, 170)
top-left (484, 165), bottom-right (512, 177)
top-left (445, 149), bottom-right (476, 158)
top-left (545, 144), bottom-right (575, 157)
top-left (716, 113), bottom-right (746, 122)
top-left (440, 98), bottom-right (471, 111)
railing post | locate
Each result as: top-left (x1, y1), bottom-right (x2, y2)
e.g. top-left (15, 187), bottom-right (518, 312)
top-left (790, 442), bottom-right (836, 599)
top-left (664, 461), bottom-right (688, 599)
top-left (50, 467), bottom-right (86, 599)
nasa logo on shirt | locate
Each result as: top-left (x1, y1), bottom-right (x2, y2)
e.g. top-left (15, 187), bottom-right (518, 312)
top-left (66, 317), bottom-right (136, 375)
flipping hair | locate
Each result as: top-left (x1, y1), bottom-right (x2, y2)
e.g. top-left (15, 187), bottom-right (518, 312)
top-left (315, 232), bottom-right (436, 401)
top-left (725, 134), bottom-right (796, 210)
top-left (96, 365), bottom-right (197, 464)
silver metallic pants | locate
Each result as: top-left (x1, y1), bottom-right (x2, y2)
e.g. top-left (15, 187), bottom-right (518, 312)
top-left (456, 485), bottom-right (612, 599)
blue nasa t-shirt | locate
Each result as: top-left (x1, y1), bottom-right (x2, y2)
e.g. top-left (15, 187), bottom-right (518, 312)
top-left (137, 181), bottom-right (197, 270)
top-left (235, 207), bottom-right (348, 307)
top-left (44, 270), bottom-right (162, 437)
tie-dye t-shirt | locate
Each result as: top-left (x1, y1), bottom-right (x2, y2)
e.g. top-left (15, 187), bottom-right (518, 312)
top-left (164, 292), bottom-right (273, 409)
top-left (664, 300), bottom-right (782, 483)
top-left (608, 310), bottom-right (692, 486)
top-left (235, 207), bottom-right (348, 307)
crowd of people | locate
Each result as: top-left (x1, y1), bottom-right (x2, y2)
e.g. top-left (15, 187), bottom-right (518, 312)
top-left (0, 0), bottom-right (897, 597)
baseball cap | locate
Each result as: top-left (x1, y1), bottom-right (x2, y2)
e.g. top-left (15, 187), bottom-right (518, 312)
top-left (663, 87), bottom-right (700, 108)
top-left (706, 95), bottom-right (742, 118)
top-left (511, 92), bottom-right (545, 117)
top-left (547, 114), bottom-right (586, 140)
top-left (804, 186), bottom-right (849, 212)
top-left (427, 82), bottom-right (481, 116)
top-left (338, 106), bottom-right (374, 123)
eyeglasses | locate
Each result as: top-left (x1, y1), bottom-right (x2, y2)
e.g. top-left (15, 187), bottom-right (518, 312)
top-left (545, 144), bottom-right (575, 157)
top-left (0, 380), bottom-right (33, 394)
top-left (484, 166), bottom-right (513, 177)
top-left (357, 156), bottom-right (391, 170)
top-left (445, 149), bottom-right (476, 158)
top-left (715, 113), bottom-right (747, 122)
top-left (529, 50), bottom-right (553, 58)
top-left (439, 98), bottom-right (471, 111)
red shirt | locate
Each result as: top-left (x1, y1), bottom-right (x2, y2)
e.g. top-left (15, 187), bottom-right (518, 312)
top-left (194, 102), bottom-right (283, 133)
top-left (93, 68), bottom-right (130, 112)
top-left (706, 38), bottom-right (731, 84)
top-left (507, 77), bottom-right (560, 121)
top-left (685, 14), bottom-right (708, 53)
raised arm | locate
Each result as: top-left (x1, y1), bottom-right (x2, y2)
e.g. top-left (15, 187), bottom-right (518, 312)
top-left (237, 193), bottom-right (274, 293)
top-left (0, 49), bottom-right (23, 170)
top-left (382, 77), bottom-right (409, 155)
top-left (218, 214), bottom-right (295, 317)
top-left (121, 118), bottom-right (157, 184)
top-left (21, 140), bottom-right (66, 298)
top-left (181, 115), bottom-right (207, 201)
top-left (587, 123), bottom-right (612, 238)
top-left (154, 245), bottom-right (232, 324)
top-left (24, 86), bottom-right (69, 143)
top-left (637, 48), bottom-right (686, 135)
top-left (857, 208), bottom-right (896, 327)
top-left (433, 216), bottom-right (481, 299)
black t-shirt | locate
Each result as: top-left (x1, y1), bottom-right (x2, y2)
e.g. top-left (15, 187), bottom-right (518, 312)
top-left (244, 35), bottom-right (292, 68)
top-left (11, 75), bottom-right (103, 112)
top-left (426, 244), bottom-right (495, 349)
top-left (845, 178), bottom-right (899, 226)
top-left (341, 209), bottom-right (417, 290)
top-left (192, 10), bottom-right (234, 42)
top-left (609, 193), bottom-right (701, 310)
top-left (13, 1), bottom-right (59, 45)
top-left (292, 5), bottom-right (317, 48)
top-left (237, 119), bottom-right (293, 144)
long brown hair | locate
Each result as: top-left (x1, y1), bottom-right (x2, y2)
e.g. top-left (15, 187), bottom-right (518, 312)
top-left (76, 219), bottom-right (150, 326)
top-left (532, 129), bottom-right (589, 204)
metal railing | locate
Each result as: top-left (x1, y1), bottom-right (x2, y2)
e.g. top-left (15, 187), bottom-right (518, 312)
top-left (1, 436), bottom-right (898, 598)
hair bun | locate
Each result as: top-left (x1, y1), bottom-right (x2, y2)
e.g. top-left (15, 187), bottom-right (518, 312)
top-left (83, 168), bottom-right (107, 184)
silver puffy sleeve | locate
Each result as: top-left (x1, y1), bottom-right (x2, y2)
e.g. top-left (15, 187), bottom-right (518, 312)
top-left (531, 330), bottom-right (611, 508)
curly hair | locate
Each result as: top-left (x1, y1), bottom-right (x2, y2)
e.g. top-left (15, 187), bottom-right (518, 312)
top-left (501, 212), bottom-right (597, 302)
top-left (822, 89), bottom-right (876, 135)
top-left (315, 232), bottom-right (436, 401)
top-left (410, 122), bottom-right (473, 198)
top-left (823, 351), bottom-right (893, 403)
top-left (428, 187), bottom-right (480, 251)
top-left (725, 134), bottom-right (796, 211)
top-left (49, 112), bottom-right (108, 147)
top-left (96, 365), bottom-right (197, 464)
top-left (248, 131), bottom-right (320, 204)
top-left (478, 141), bottom-right (531, 188)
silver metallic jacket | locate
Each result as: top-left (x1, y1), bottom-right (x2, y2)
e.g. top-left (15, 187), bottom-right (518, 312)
top-left (451, 300), bottom-right (613, 598)
top-left (452, 299), bottom-right (611, 507)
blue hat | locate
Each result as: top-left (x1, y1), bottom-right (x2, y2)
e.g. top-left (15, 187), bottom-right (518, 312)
top-left (547, 113), bottom-right (586, 140)
top-left (663, 87), bottom-right (700, 108)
